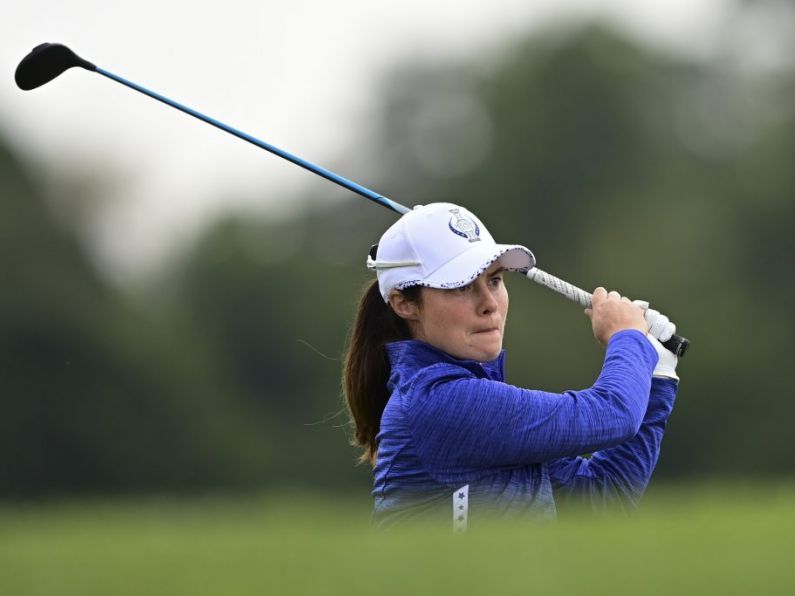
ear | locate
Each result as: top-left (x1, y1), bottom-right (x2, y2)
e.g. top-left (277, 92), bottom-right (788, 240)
top-left (388, 291), bottom-right (420, 321)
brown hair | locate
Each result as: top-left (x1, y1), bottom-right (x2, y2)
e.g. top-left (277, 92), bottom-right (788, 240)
top-left (343, 280), bottom-right (422, 466)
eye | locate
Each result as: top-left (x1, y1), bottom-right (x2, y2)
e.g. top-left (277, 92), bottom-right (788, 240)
top-left (488, 274), bottom-right (504, 288)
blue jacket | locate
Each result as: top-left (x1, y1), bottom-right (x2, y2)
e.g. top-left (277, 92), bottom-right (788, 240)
top-left (372, 330), bottom-right (678, 527)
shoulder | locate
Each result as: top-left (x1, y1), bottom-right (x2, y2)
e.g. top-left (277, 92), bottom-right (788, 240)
top-left (393, 359), bottom-right (479, 403)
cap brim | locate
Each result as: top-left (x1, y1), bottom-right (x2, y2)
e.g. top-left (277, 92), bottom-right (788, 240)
top-left (396, 243), bottom-right (535, 291)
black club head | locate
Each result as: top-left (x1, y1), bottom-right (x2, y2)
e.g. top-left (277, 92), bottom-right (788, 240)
top-left (15, 43), bottom-right (96, 91)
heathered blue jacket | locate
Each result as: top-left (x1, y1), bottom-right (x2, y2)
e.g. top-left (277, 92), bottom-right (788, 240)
top-left (372, 329), bottom-right (678, 527)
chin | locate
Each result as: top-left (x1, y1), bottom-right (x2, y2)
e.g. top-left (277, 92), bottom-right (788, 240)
top-left (481, 349), bottom-right (502, 362)
top-left (473, 343), bottom-right (502, 362)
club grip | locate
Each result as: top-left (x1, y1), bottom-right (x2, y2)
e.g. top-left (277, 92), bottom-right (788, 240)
top-left (526, 267), bottom-right (691, 358)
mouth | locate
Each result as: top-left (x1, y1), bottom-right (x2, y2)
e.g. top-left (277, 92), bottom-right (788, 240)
top-left (472, 327), bottom-right (500, 335)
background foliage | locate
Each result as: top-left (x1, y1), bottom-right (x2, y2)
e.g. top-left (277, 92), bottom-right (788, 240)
top-left (1, 21), bottom-right (793, 498)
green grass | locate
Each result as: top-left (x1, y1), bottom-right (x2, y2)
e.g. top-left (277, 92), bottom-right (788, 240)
top-left (1, 485), bottom-right (794, 595)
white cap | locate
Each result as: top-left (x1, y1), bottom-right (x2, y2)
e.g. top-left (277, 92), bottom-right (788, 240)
top-left (367, 203), bottom-right (535, 301)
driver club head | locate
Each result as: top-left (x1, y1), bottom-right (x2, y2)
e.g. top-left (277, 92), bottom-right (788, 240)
top-left (15, 43), bottom-right (96, 91)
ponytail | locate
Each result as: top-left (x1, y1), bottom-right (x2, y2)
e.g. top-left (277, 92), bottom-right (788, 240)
top-left (343, 280), bottom-right (421, 466)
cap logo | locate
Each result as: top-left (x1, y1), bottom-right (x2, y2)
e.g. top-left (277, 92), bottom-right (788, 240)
top-left (448, 208), bottom-right (481, 243)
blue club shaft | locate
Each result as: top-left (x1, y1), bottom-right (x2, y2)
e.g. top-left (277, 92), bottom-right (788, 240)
top-left (92, 65), bottom-right (687, 357)
top-left (95, 67), bottom-right (410, 215)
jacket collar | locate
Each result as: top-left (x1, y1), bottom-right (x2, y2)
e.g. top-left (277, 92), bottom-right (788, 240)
top-left (385, 339), bottom-right (506, 381)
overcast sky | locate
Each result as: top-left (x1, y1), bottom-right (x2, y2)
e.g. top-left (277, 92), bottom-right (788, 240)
top-left (1, 0), bottom-right (733, 283)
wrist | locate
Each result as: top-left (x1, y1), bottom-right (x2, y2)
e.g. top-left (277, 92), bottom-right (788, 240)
top-left (607, 328), bottom-right (648, 343)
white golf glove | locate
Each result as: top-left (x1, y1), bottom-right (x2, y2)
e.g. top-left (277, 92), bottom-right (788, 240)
top-left (645, 334), bottom-right (679, 380)
top-left (633, 300), bottom-right (676, 342)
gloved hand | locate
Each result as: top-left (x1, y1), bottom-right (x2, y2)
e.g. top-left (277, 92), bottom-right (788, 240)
top-left (633, 300), bottom-right (676, 342)
top-left (646, 333), bottom-right (679, 381)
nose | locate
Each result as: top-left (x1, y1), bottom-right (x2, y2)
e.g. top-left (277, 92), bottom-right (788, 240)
top-left (476, 282), bottom-right (498, 315)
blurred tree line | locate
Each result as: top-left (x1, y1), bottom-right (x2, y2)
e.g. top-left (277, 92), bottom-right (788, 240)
top-left (1, 19), bottom-right (793, 498)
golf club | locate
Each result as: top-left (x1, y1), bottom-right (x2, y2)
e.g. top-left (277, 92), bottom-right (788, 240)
top-left (15, 42), bottom-right (689, 357)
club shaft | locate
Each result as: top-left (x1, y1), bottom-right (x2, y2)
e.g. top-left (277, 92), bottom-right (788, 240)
top-left (92, 63), bottom-right (686, 356)
top-left (95, 67), bottom-right (409, 215)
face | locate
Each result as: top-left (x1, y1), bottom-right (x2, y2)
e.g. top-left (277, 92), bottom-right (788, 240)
top-left (391, 262), bottom-right (509, 362)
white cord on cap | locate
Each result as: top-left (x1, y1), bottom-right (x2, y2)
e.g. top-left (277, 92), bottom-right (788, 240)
top-left (366, 255), bottom-right (421, 270)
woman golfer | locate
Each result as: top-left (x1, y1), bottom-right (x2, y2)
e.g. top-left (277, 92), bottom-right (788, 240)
top-left (344, 203), bottom-right (679, 529)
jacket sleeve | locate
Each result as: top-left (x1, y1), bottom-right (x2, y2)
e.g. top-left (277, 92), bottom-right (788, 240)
top-left (404, 330), bottom-right (658, 482)
top-left (546, 376), bottom-right (678, 510)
